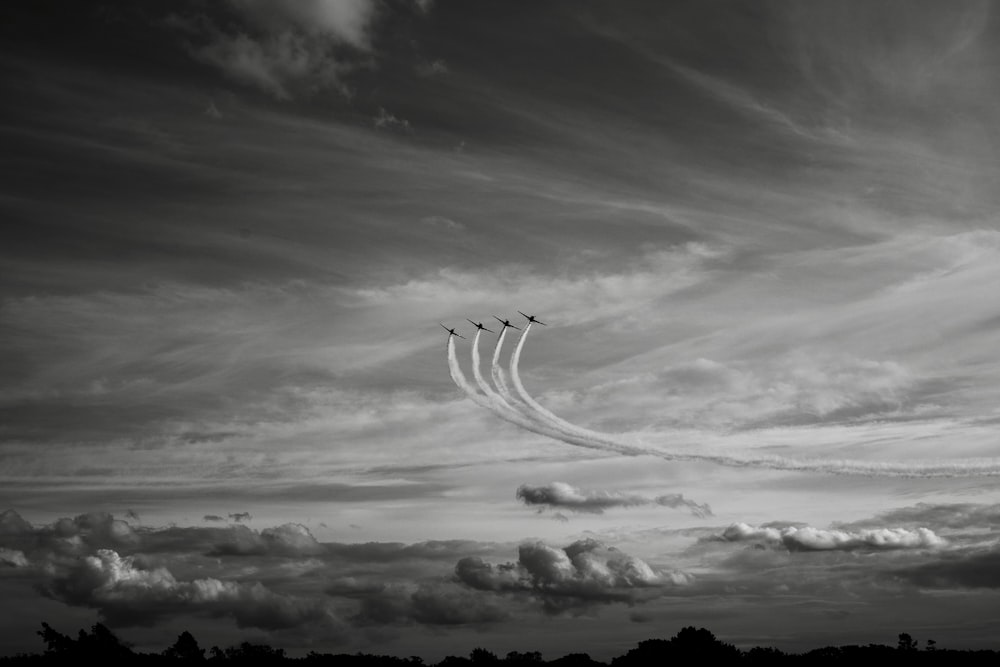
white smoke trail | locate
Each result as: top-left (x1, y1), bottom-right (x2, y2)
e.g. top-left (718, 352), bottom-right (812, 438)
top-left (447, 336), bottom-right (490, 410)
top-left (496, 325), bottom-right (1000, 478)
top-left (510, 323), bottom-right (594, 436)
top-left (471, 329), bottom-right (524, 421)
top-left (490, 328), bottom-right (514, 400)
top-left (448, 335), bottom-right (575, 436)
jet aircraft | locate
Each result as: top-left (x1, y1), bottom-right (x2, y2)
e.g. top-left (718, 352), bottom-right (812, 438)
top-left (518, 311), bottom-right (547, 326)
top-left (440, 324), bottom-right (466, 339)
top-left (493, 316), bottom-right (521, 331)
top-left (467, 319), bottom-right (495, 333)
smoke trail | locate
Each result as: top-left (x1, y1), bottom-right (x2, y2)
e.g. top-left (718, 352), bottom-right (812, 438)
top-left (448, 335), bottom-right (577, 436)
top-left (447, 336), bottom-right (490, 410)
top-left (510, 323), bottom-right (593, 436)
top-left (491, 327), bottom-right (527, 410)
top-left (471, 329), bottom-right (523, 420)
top-left (498, 325), bottom-right (1000, 478)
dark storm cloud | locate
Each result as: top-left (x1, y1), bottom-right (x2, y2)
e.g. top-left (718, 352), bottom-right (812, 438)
top-left (455, 538), bottom-right (690, 614)
top-left (515, 482), bottom-right (712, 517)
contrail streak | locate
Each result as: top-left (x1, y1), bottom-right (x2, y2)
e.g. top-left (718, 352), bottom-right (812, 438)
top-left (486, 325), bottom-right (1000, 478)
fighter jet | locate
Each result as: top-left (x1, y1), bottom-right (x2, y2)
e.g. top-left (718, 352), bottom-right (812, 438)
top-left (518, 311), bottom-right (547, 326)
top-left (440, 324), bottom-right (466, 339)
top-left (467, 319), bottom-right (495, 333)
top-left (493, 316), bottom-right (521, 331)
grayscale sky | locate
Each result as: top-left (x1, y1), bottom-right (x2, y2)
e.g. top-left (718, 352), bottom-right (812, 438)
top-left (2, 0), bottom-right (1000, 660)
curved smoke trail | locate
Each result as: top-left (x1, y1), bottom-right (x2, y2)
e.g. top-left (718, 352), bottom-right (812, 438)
top-left (488, 325), bottom-right (1000, 478)
top-left (490, 328), bottom-right (528, 411)
top-left (448, 335), bottom-right (578, 436)
top-left (471, 329), bottom-right (525, 422)
top-left (510, 323), bottom-right (600, 437)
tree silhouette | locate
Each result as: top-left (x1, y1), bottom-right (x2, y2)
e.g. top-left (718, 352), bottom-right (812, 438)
top-left (164, 630), bottom-right (206, 661)
top-left (35, 622), bottom-right (132, 661)
top-left (36, 622), bottom-right (74, 657)
top-left (613, 626), bottom-right (741, 665)
top-left (11, 620), bottom-right (1000, 666)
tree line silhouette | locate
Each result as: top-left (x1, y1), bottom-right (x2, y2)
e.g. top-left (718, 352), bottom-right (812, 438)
top-left (0, 622), bottom-right (996, 665)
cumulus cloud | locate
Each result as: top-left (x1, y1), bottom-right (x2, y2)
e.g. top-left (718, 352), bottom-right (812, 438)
top-left (0, 511), bottom-right (139, 558)
top-left (229, 512), bottom-right (252, 523)
top-left (0, 509), bottom-right (512, 636)
top-left (719, 522), bottom-right (945, 552)
top-left (0, 509), bottom-right (33, 536)
top-left (209, 523), bottom-right (324, 556)
top-left (43, 548), bottom-right (334, 630)
top-left (516, 482), bottom-right (712, 518)
top-left (455, 539), bottom-right (689, 613)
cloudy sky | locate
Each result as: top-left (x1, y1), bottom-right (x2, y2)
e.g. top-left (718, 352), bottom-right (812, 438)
top-left (3, 0), bottom-right (1000, 660)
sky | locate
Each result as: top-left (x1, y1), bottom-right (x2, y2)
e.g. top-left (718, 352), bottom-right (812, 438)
top-left (2, 0), bottom-right (1000, 660)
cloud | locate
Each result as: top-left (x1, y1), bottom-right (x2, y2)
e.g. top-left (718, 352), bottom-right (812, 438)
top-left (203, 515), bottom-right (226, 522)
top-left (455, 539), bottom-right (690, 613)
top-left (0, 511), bottom-right (141, 557)
top-left (420, 215), bottom-right (465, 231)
top-left (585, 352), bottom-right (917, 431)
top-left (0, 509), bottom-right (33, 536)
top-left (42, 548), bottom-right (334, 629)
top-left (719, 523), bottom-right (946, 552)
top-left (208, 523), bottom-right (324, 557)
top-left (0, 548), bottom-right (28, 568)
top-left (229, 512), bottom-right (252, 523)
top-left (846, 503), bottom-right (1000, 532)
top-left (174, 0), bottom-right (379, 100)
top-left (373, 107), bottom-right (412, 132)
top-left (226, 0), bottom-right (376, 47)
top-left (325, 539), bottom-right (496, 564)
top-left (515, 482), bottom-right (712, 518)
top-left (351, 582), bottom-right (508, 626)
top-left (895, 543), bottom-right (1000, 589)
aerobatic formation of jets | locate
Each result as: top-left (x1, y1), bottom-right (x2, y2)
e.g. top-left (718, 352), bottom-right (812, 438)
top-left (442, 312), bottom-right (541, 340)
